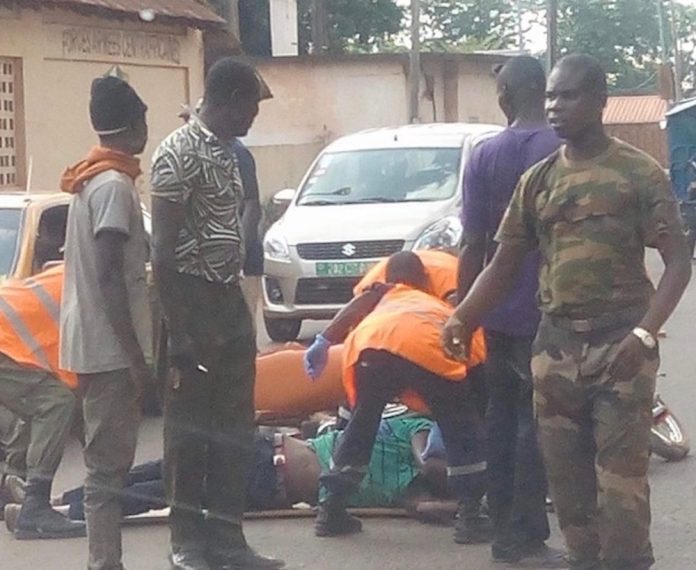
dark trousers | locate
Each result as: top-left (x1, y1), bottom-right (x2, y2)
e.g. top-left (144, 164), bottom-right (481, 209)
top-left (64, 461), bottom-right (166, 521)
top-left (484, 331), bottom-right (550, 553)
top-left (322, 349), bottom-right (486, 502)
top-left (164, 276), bottom-right (256, 558)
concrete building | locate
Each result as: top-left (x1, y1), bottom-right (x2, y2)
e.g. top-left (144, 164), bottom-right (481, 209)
top-left (244, 52), bottom-right (508, 201)
top-left (0, 0), bottom-right (222, 192)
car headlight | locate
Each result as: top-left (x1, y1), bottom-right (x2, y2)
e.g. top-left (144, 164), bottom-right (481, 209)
top-left (263, 224), bottom-right (291, 262)
top-left (413, 215), bottom-right (463, 251)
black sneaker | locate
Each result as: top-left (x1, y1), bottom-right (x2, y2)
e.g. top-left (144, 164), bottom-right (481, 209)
top-left (453, 513), bottom-right (492, 544)
top-left (453, 497), bottom-right (492, 544)
top-left (314, 503), bottom-right (363, 537)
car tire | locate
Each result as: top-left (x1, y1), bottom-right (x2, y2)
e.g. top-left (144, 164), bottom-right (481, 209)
top-left (264, 317), bottom-right (302, 342)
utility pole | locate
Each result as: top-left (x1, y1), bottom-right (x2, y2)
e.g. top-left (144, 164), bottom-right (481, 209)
top-left (546, 0), bottom-right (558, 71)
top-left (516, 0), bottom-right (524, 53)
top-left (311, 0), bottom-right (329, 54)
top-left (409, 0), bottom-right (421, 123)
top-left (657, 0), bottom-right (669, 63)
top-left (669, 0), bottom-right (683, 101)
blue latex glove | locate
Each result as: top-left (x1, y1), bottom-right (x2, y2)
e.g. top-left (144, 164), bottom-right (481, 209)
top-left (304, 334), bottom-right (331, 381)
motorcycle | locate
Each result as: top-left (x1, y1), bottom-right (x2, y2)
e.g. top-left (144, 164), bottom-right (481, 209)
top-left (651, 393), bottom-right (690, 462)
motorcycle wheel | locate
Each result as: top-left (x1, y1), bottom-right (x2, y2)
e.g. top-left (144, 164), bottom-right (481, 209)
top-left (651, 412), bottom-right (690, 462)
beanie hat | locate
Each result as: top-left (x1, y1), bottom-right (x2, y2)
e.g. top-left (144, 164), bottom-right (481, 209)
top-left (89, 76), bottom-right (147, 136)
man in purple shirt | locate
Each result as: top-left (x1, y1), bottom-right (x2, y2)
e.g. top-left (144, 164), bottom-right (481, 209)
top-left (458, 56), bottom-right (564, 567)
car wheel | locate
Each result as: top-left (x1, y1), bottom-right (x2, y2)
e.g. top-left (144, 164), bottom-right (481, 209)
top-left (264, 317), bottom-right (302, 342)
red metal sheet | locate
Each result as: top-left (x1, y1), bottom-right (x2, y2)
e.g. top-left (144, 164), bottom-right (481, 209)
top-left (604, 95), bottom-right (668, 125)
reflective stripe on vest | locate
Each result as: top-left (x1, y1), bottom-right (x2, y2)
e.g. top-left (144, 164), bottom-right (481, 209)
top-left (25, 278), bottom-right (60, 322)
top-left (0, 295), bottom-right (52, 370)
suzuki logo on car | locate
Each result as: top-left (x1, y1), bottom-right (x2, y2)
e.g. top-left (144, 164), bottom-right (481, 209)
top-left (342, 243), bottom-right (357, 257)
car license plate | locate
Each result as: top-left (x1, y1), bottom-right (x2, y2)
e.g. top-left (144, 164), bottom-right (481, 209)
top-left (315, 261), bottom-right (375, 277)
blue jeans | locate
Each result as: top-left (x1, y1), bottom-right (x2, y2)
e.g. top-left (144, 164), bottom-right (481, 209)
top-left (485, 331), bottom-right (550, 554)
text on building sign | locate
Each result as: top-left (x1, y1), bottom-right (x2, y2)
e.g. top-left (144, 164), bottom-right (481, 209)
top-left (62, 27), bottom-right (181, 64)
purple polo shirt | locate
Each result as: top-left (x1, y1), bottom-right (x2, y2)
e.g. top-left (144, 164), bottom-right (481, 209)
top-left (461, 127), bottom-right (561, 336)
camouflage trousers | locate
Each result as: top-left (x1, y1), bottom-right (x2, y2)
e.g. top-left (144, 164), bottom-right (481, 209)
top-left (532, 317), bottom-right (657, 570)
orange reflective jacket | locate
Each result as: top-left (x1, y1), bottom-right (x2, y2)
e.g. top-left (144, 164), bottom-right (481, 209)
top-left (343, 284), bottom-right (486, 411)
top-left (0, 265), bottom-right (77, 389)
top-left (354, 250), bottom-right (458, 301)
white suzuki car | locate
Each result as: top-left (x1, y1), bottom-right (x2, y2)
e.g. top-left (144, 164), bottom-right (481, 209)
top-left (262, 122), bottom-right (502, 341)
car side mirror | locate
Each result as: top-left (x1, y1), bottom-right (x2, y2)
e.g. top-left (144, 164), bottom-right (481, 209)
top-left (272, 188), bottom-right (296, 207)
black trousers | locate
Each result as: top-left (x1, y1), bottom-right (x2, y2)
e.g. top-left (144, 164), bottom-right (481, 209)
top-left (164, 275), bottom-right (256, 557)
top-left (485, 331), bottom-right (550, 552)
top-left (321, 349), bottom-right (486, 503)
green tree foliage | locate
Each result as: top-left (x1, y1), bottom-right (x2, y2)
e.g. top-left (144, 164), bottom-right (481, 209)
top-left (298, 0), bottom-right (405, 53)
top-left (421, 0), bottom-right (519, 51)
top-left (419, 0), bottom-right (696, 92)
top-left (556, 0), bottom-right (667, 91)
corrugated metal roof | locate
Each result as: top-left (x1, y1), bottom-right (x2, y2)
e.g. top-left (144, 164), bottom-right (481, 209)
top-left (604, 95), bottom-right (668, 125)
top-left (21, 0), bottom-right (224, 27)
top-left (666, 97), bottom-right (696, 117)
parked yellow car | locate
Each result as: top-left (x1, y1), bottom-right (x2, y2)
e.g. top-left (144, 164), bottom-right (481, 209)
top-left (0, 191), bottom-right (152, 279)
top-left (0, 192), bottom-right (72, 279)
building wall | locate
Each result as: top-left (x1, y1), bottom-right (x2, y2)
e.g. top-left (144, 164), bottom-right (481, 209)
top-left (606, 123), bottom-right (668, 167)
top-left (0, 5), bottom-right (205, 193)
top-left (244, 55), bottom-right (505, 202)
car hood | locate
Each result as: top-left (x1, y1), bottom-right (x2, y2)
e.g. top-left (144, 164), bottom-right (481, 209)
top-left (277, 200), bottom-right (457, 245)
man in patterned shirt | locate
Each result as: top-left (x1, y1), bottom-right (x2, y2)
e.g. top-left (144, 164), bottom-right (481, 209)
top-left (151, 58), bottom-right (284, 570)
top-left (444, 54), bottom-right (691, 570)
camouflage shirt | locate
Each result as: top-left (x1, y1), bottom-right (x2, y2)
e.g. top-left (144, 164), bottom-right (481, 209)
top-left (496, 138), bottom-right (683, 319)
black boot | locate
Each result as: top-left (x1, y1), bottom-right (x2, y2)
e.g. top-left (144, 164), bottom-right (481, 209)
top-left (453, 497), bottom-right (492, 544)
top-left (14, 479), bottom-right (86, 540)
top-left (314, 495), bottom-right (363, 538)
top-left (212, 548), bottom-right (286, 570)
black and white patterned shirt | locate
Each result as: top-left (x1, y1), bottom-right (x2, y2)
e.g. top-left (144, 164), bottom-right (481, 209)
top-left (151, 116), bottom-right (245, 285)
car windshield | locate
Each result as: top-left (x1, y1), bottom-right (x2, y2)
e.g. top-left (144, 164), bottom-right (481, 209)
top-left (0, 208), bottom-right (21, 279)
top-left (297, 147), bottom-right (461, 206)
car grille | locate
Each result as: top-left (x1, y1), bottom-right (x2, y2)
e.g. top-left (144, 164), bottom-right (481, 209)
top-left (295, 277), bottom-right (361, 305)
top-left (296, 240), bottom-right (405, 260)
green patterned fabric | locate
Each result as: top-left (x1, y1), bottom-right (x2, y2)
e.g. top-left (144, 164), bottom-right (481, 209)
top-left (310, 415), bottom-right (433, 507)
top-left (496, 138), bottom-right (684, 319)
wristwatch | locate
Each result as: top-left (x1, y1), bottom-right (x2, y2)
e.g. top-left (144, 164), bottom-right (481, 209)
top-left (632, 327), bottom-right (657, 350)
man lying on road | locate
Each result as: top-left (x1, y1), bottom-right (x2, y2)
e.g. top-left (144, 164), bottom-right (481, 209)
top-left (4, 408), bottom-right (451, 528)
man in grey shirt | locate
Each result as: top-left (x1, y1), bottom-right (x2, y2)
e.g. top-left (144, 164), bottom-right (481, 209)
top-left (60, 76), bottom-right (153, 570)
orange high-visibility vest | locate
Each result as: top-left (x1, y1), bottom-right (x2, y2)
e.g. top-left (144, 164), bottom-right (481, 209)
top-left (343, 284), bottom-right (486, 411)
top-left (0, 265), bottom-right (77, 389)
top-left (354, 250), bottom-right (458, 301)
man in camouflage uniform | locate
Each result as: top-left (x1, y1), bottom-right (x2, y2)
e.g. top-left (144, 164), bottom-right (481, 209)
top-left (443, 54), bottom-right (691, 570)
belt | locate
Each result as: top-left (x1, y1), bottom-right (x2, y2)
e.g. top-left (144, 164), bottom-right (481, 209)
top-left (546, 305), bottom-right (647, 333)
top-left (272, 432), bottom-right (289, 506)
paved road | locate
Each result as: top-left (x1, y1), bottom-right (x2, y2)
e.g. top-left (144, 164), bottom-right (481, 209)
top-left (3, 252), bottom-right (696, 569)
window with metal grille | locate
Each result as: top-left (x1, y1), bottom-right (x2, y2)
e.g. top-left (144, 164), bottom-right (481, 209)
top-left (0, 58), bottom-right (18, 188)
